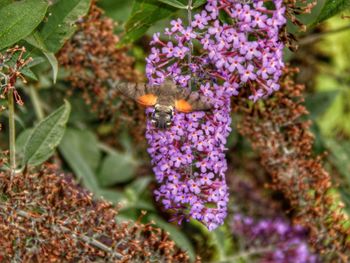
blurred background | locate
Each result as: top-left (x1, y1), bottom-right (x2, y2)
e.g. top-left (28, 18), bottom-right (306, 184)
top-left (0, 0), bottom-right (350, 261)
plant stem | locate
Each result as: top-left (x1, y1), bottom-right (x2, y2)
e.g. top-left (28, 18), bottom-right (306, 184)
top-left (8, 88), bottom-right (16, 175)
top-left (29, 85), bottom-right (44, 121)
top-left (187, 0), bottom-right (193, 91)
top-left (299, 24), bottom-right (350, 45)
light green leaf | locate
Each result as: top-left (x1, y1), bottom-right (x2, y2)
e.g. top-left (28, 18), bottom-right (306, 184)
top-left (97, 151), bottom-right (138, 186)
top-left (97, 189), bottom-right (127, 204)
top-left (60, 129), bottom-right (101, 171)
top-left (211, 228), bottom-right (228, 260)
top-left (149, 215), bottom-right (196, 262)
top-left (23, 100), bottom-right (71, 166)
top-left (59, 128), bottom-right (100, 192)
top-left (158, 0), bottom-right (187, 9)
top-left (16, 128), bottom-right (33, 158)
top-left (304, 90), bottom-right (339, 119)
top-left (127, 176), bottom-right (152, 200)
top-left (39, 0), bottom-right (91, 53)
top-left (121, 0), bottom-right (176, 45)
top-left (25, 32), bottom-right (58, 83)
top-left (27, 56), bottom-right (46, 67)
top-left (0, 0), bottom-right (48, 50)
top-left (325, 139), bottom-right (350, 182)
top-left (314, 0), bottom-right (350, 24)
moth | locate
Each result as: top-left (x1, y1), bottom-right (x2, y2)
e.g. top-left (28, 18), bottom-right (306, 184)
top-left (108, 78), bottom-right (212, 129)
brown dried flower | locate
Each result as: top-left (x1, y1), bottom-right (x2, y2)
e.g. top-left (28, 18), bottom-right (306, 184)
top-left (236, 67), bottom-right (350, 261)
top-left (58, 2), bottom-right (146, 144)
top-left (279, 0), bottom-right (317, 51)
top-left (0, 166), bottom-right (190, 262)
top-left (0, 46), bottom-right (31, 105)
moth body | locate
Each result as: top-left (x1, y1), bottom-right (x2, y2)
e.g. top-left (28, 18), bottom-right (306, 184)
top-left (107, 78), bottom-right (212, 129)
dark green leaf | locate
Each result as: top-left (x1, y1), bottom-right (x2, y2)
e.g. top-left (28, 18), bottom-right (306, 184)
top-left (218, 9), bottom-right (231, 24)
top-left (59, 128), bottom-right (100, 192)
top-left (158, 0), bottom-right (187, 9)
top-left (21, 67), bottom-right (38, 81)
top-left (97, 151), bottom-right (138, 186)
top-left (98, 0), bottom-right (132, 23)
top-left (304, 90), bottom-right (339, 119)
top-left (193, 0), bottom-right (207, 8)
top-left (5, 44), bottom-right (40, 80)
top-left (39, 0), bottom-right (91, 53)
top-left (0, 0), bottom-right (12, 8)
top-left (23, 100), bottom-right (71, 166)
top-left (314, 0), bottom-right (350, 24)
top-left (149, 215), bottom-right (196, 261)
top-left (0, 0), bottom-right (48, 50)
top-left (121, 0), bottom-right (176, 45)
top-left (25, 32), bottom-right (58, 83)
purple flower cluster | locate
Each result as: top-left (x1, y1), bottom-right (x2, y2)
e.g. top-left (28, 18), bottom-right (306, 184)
top-left (231, 215), bottom-right (318, 262)
top-left (145, 0), bottom-right (286, 230)
top-left (147, 100), bottom-right (231, 230)
top-left (147, 0), bottom-right (286, 101)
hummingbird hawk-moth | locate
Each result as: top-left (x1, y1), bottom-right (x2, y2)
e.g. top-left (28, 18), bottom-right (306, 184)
top-left (108, 78), bottom-right (212, 129)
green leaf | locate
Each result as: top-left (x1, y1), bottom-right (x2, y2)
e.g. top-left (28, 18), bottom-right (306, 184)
top-left (325, 139), bottom-right (350, 181)
top-left (97, 151), bottom-right (138, 186)
top-left (0, 0), bottom-right (12, 8)
top-left (120, 200), bottom-right (155, 211)
top-left (62, 129), bottom-right (101, 171)
top-left (97, 189), bottom-right (127, 204)
top-left (304, 90), bottom-right (339, 119)
top-left (39, 0), bottom-right (91, 53)
top-left (149, 215), bottom-right (196, 262)
top-left (211, 228), bottom-right (228, 260)
top-left (25, 32), bottom-right (58, 83)
top-left (23, 100), bottom-right (71, 166)
top-left (157, 0), bottom-right (187, 9)
top-left (5, 44), bottom-right (40, 80)
top-left (193, 0), bottom-right (207, 8)
top-left (98, 0), bottom-right (132, 23)
top-left (314, 0), bottom-right (350, 24)
top-left (121, 0), bottom-right (176, 45)
top-left (16, 128), bottom-right (33, 159)
top-left (59, 128), bottom-right (100, 192)
top-left (21, 67), bottom-right (38, 81)
top-left (127, 177), bottom-right (152, 199)
top-left (0, 0), bottom-right (48, 50)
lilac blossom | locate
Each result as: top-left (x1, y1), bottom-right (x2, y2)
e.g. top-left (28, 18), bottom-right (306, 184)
top-left (231, 215), bottom-right (318, 263)
top-left (145, 0), bottom-right (286, 230)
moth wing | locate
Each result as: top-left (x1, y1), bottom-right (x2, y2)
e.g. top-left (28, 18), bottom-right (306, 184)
top-left (175, 90), bottom-right (212, 113)
top-left (107, 80), bottom-right (158, 107)
top-left (137, 94), bottom-right (158, 106)
top-left (175, 99), bottom-right (193, 113)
